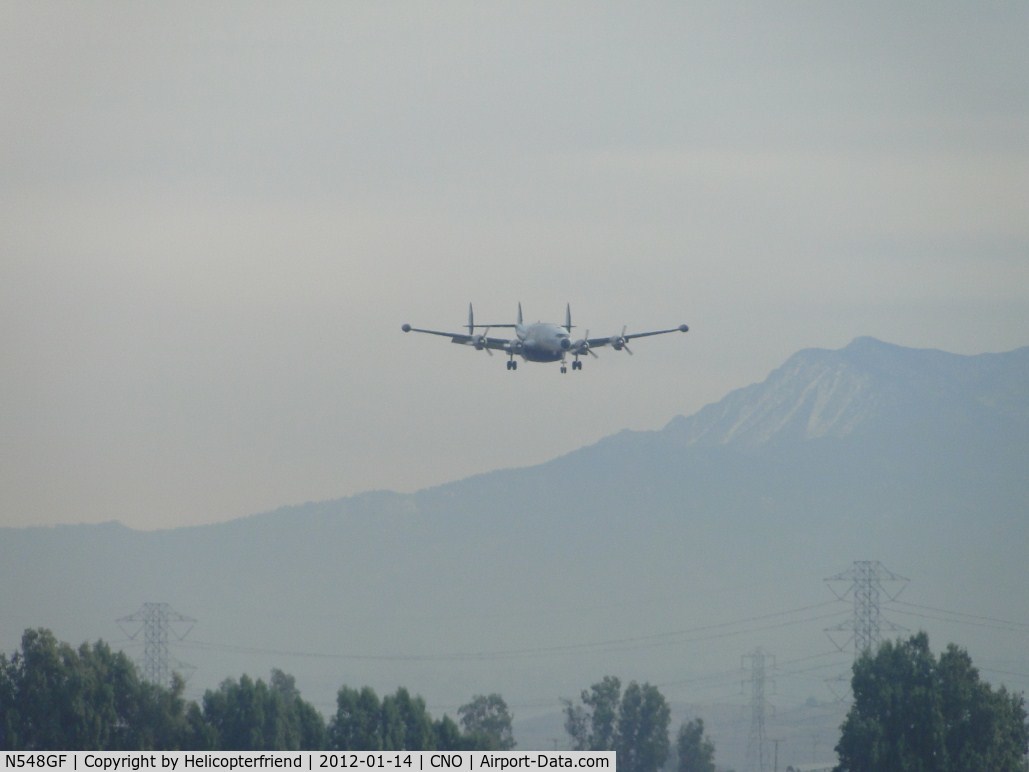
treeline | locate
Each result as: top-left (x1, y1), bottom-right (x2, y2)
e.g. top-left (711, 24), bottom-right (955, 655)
top-left (562, 676), bottom-right (716, 772)
top-left (0, 629), bottom-right (513, 752)
top-left (1, 629), bottom-right (718, 771)
top-left (8, 627), bottom-right (1023, 770)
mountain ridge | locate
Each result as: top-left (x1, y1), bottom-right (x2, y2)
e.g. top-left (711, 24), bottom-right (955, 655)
top-left (660, 336), bottom-right (1029, 449)
top-left (6, 337), bottom-right (1025, 535)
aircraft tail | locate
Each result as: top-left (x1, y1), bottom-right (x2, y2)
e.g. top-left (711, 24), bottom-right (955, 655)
top-left (467, 302), bottom-right (517, 330)
top-left (565, 303), bottom-right (572, 333)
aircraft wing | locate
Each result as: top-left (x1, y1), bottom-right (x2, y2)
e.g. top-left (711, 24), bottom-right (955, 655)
top-left (584, 324), bottom-right (689, 351)
top-left (401, 324), bottom-right (512, 352)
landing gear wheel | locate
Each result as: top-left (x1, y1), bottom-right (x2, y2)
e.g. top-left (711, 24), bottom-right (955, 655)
top-left (560, 365), bottom-right (567, 374)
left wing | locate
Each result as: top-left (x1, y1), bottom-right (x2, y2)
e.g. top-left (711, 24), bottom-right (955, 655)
top-left (577, 324), bottom-right (689, 354)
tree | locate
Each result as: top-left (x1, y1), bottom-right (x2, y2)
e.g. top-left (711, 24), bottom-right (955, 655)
top-left (201, 671), bottom-right (325, 750)
top-left (564, 675), bottom-right (622, 751)
top-left (0, 649), bottom-right (17, 749)
top-left (329, 686), bottom-right (384, 750)
top-left (0, 628), bottom-right (198, 750)
top-left (269, 669), bottom-right (326, 750)
top-left (433, 715), bottom-right (466, 751)
top-left (381, 688), bottom-right (435, 750)
top-left (835, 631), bottom-right (1029, 771)
top-left (563, 677), bottom-right (671, 772)
top-left (328, 686), bottom-right (437, 751)
top-left (134, 672), bottom-right (205, 750)
top-left (3, 628), bottom-right (115, 749)
top-left (458, 694), bottom-right (515, 750)
top-left (675, 718), bottom-right (715, 772)
top-left (201, 675), bottom-right (266, 750)
top-left (615, 681), bottom-right (670, 772)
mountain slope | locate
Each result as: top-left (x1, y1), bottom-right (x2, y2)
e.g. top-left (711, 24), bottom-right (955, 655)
top-left (661, 337), bottom-right (1029, 447)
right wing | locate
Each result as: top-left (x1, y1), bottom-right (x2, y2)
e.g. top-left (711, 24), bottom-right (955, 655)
top-left (401, 324), bottom-right (512, 352)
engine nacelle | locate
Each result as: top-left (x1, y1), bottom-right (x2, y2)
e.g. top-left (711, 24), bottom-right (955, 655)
top-left (570, 339), bottom-right (589, 355)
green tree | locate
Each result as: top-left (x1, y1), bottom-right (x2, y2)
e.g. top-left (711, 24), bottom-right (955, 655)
top-left (381, 688), bottom-right (435, 750)
top-left (835, 632), bottom-right (1029, 771)
top-left (133, 673), bottom-right (203, 750)
top-left (564, 675), bottom-right (622, 751)
top-left (269, 669), bottom-right (326, 750)
top-left (0, 629), bottom-right (159, 749)
top-left (458, 694), bottom-right (515, 750)
top-left (201, 671), bottom-right (324, 750)
top-left (329, 686), bottom-right (438, 751)
top-left (675, 718), bottom-right (715, 772)
top-left (563, 677), bottom-right (671, 772)
top-left (0, 649), bottom-right (17, 749)
top-left (616, 681), bottom-right (670, 772)
top-left (329, 686), bottom-right (384, 750)
top-left (5, 628), bottom-right (111, 749)
top-left (0, 628), bottom-right (198, 750)
top-left (433, 714), bottom-right (466, 751)
top-left (202, 675), bottom-right (266, 750)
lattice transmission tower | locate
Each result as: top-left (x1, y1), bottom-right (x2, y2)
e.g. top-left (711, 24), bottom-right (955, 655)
top-left (825, 560), bottom-right (908, 658)
top-left (742, 647), bottom-right (775, 772)
top-left (118, 602), bottom-right (195, 687)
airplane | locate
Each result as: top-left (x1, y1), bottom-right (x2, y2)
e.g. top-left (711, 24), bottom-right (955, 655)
top-left (402, 303), bottom-right (688, 373)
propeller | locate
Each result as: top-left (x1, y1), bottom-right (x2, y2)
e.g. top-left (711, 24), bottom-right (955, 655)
top-left (471, 327), bottom-right (493, 355)
top-left (611, 326), bottom-right (633, 355)
top-left (575, 330), bottom-right (599, 358)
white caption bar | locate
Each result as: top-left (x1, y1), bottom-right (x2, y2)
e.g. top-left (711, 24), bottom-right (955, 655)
top-left (1, 752), bottom-right (615, 772)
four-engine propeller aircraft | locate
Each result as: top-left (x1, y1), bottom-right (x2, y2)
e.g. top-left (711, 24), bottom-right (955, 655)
top-left (402, 303), bottom-right (689, 373)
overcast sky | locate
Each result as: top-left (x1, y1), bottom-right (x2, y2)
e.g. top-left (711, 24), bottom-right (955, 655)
top-left (3, 3), bottom-right (1027, 530)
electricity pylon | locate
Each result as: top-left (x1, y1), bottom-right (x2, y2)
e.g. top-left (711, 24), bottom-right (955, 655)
top-left (825, 561), bottom-right (907, 658)
top-left (743, 647), bottom-right (775, 772)
top-left (118, 602), bottom-right (195, 687)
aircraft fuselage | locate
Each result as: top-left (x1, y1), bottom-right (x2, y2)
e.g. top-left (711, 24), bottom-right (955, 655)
top-left (513, 322), bottom-right (572, 362)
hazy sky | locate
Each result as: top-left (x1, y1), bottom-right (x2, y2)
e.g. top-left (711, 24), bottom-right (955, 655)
top-left (3, 3), bottom-right (1027, 530)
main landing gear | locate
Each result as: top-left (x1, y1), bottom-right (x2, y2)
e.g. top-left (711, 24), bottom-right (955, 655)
top-left (560, 359), bottom-right (583, 374)
top-left (506, 359), bottom-right (518, 370)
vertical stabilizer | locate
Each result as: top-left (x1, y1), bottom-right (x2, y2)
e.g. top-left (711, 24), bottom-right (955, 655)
top-left (467, 303), bottom-right (474, 336)
top-left (517, 302), bottom-right (523, 325)
top-left (565, 303), bottom-right (572, 333)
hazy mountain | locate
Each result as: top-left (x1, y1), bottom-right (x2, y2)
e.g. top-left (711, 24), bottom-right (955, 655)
top-left (665, 336), bottom-right (1029, 447)
top-left (2, 337), bottom-right (1026, 768)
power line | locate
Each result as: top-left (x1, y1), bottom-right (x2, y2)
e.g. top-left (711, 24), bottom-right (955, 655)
top-left (887, 600), bottom-right (1029, 633)
top-left (177, 601), bottom-right (847, 664)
